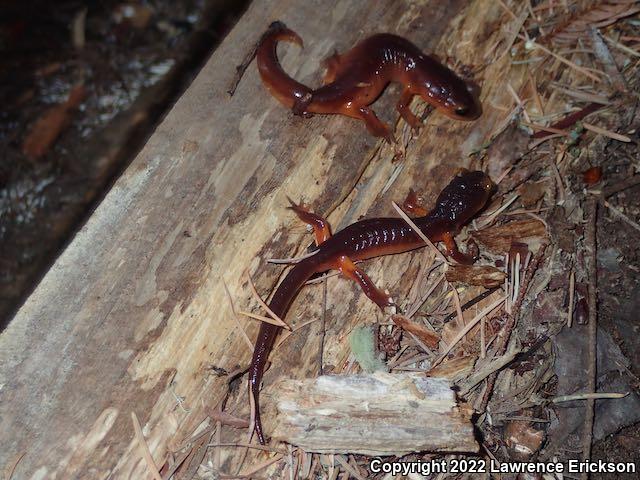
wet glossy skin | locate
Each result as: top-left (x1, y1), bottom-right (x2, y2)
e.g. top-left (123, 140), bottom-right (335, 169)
top-left (249, 170), bottom-right (494, 444)
top-left (256, 22), bottom-right (480, 141)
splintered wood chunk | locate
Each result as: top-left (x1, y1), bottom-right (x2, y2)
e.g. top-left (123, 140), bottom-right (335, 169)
top-left (427, 355), bottom-right (477, 380)
top-left (445, 264), bottom-right (507, 288)
top-left (266, 373), bottom-right (478, 455)
top-left (391, 314), bottom-right (440, 348)
top-left (472, 218), bottom-right (547, 254)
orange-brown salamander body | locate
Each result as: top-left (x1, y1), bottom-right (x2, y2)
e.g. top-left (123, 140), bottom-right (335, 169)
top-left (249, 170), bottom-right (494, 443)
top-left (256, 21), bottom-right (480, 141)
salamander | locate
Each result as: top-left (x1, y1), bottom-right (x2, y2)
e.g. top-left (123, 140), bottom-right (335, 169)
top-left (249, 169), bottom-right (494, 444)
top-left (256, 22), bottom-right (480, 141)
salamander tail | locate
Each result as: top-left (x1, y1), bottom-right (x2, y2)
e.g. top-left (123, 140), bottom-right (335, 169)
top-left (257, 21), bottom-right (311, 110)
top-left (266, 21), bottom-right (304, 48)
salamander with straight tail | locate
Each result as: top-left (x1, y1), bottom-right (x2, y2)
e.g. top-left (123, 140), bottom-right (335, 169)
top-left (256, 21), bottom-right (480, 141)
top-left (249, 169), bottom-right (494, 444)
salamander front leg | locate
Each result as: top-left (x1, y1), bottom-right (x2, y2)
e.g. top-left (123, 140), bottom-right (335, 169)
top-left (337, 255), bottom-right (395, 309)
top-left (287, 198), bottom-right (332, 246)
top-left (442, 231), bottom-right (477, 265)
top-left (397, 88), bottom-right (422, 130)
top-left (402, 188), bottom-right (428, 217)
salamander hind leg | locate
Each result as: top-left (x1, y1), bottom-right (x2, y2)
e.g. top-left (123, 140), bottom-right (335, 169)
top-left (442, 231), bottom-right (477, 265)
top-left (397, 88), bottom-right (422, 130)
top-left (337, 255), bottom-right (395, 310)
top-left (322, 50), bottom-right (343, 84)
top-left (356, 106), bottom-right (395, 143)
top-left (287, 197), bottom-right (332, 246)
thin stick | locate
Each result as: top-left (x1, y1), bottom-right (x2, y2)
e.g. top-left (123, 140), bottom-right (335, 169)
top-left (603, 34), bottom-right (640, 58)
top-left (604, 201), bottom-right (640, 233)
top-left (131, 412), bottom-right (163, 480)
top-left (238, 310), bottom-right (291, 330)
top-left (223, 280), bottom-right (253, 351)
top-left (268, 249), bottom-right (319, 264)
top-left (246, 271), bottom-right (288, 328)
top-left (239, 454), bottom-right (284, 477)
top-left (431, 296), bottom-right (506, 368)
top-left (4, 452), bottom-right (25, 480)
top-left (207, 442), bottom-right (287, 453)
top-left (521, 121), bottom-right (569, 136)
top-left (582, 122), bottom-right (631, 143)
top-left (214, 420), bottom-right (222, 473)
top-left (334, 456), bottom-right (367, 480)
top-left (442, 287), bottom-right (500, 323)
top-left (567, 269), bottom-right (575, 328)
top-left (392, 201), bottom-right (449, 264)
top-left (507, 83), bottom-right (531, 123)
top-left (519, 35), bottom-right (603, 82)
top-left (601, 175), bottom-right (640, 198)
top-left (554, 392), bottom-right (627, 404)
top-left (581, 198), bottom-right (598, 478)
top-left (450, 284), bottom-right (465, 329)
top-left (407, 273), bottom-right (445, 318)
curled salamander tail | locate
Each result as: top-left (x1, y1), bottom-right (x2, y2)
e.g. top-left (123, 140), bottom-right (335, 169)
top-left (265, 21), bottom-right (304, 48)
top-left (257, 21), bottom-right (312, 111)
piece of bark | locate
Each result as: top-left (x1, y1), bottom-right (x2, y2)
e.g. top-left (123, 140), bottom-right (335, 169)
top-left (266, 372), bottom-right (478, 455)
top-left (472, 218), bottom-right (547, 254)
top-left (391, 314), bottom-right (440, 349)
top-left (427, 355), bottom-right (477, 380)
top-left (445, 264), bottom-right (506, 288)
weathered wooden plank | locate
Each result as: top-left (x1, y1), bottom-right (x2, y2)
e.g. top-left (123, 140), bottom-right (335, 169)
top-left (0, 0), bottom-right (524, 477)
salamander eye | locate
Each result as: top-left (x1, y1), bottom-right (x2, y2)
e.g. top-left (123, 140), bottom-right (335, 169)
top-left (454, 106), bottom-right (469, 116)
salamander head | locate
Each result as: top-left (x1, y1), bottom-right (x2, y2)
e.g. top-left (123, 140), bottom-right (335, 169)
top-left (411, 56), bottom-right (481, 121)
top-left (432, 170), bottom-right (494, 227)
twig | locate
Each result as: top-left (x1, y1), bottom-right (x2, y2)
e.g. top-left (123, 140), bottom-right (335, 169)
top-left (392, 201), bottom-right (449, 264)
top-left (521, 121), bottom-right (570, 136)
top-left (431, 296), bottom-right (507, 368)
top-left (519, 35), bottom-right (603, 82)
top-left (507, 83), bottom-right (532, 123)
top-left (207, 442), bottom-right (287, 453)
top-left (223, 280), bottom-right (254, 351)
top-left (532, 103), bottom-right (602, 139)
top-left (4, 452), bottom-right (25, 480)
top-left (581, 198), bottom-right (598, 479)
top-left (268, 249), bottom-right (319, 264)
top-left (549, 84), bottom-right (610, 104)
top-left (603, 200), bottom-right (640, 232)
top-left (554, 392), bottom-right (627, 403)
top-left (443, 288), bottom-right (500, 323)
top-left (246, 271), bottom-right (289, 328)
top-left (582, 122), bottom-right (631, 142)
top-left (567, 268), bottom-right (575, 327)
top-left (227, 23), bottom-right (279, 96)
top-left (131, 412), bottom-right (163, 480)
top-left (335, 455), bottom-right (367, 480)
top-left (238, 310), bottom-right (291, 330)
top-left (600, 175), bottom-right (640, 198)
top-left (238, 453), bottom-right (285, 477)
